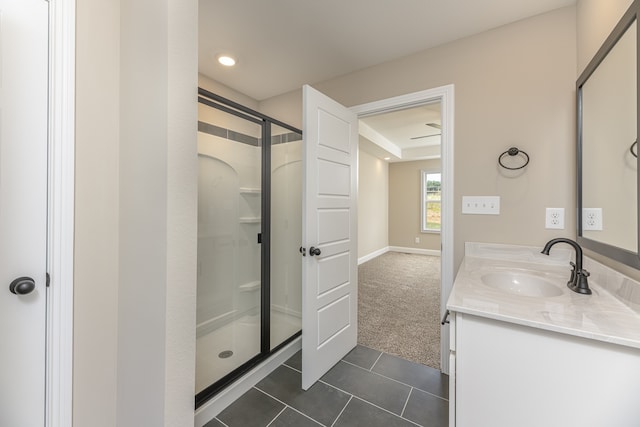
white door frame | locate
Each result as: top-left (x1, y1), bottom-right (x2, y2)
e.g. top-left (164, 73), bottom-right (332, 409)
top-left (350, 84), bottom-right (454, 374)
top-left (47, 0), bottom-right (75, 425)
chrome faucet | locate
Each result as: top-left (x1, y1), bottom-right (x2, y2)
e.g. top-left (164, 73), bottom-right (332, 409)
top-left (541, 238), bottom-right (591, 295)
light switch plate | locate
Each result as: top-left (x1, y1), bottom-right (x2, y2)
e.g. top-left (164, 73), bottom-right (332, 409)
top-left (462, 196), bottom-right (500, 215)
top-left (545, 208), bottom-right (564, 229)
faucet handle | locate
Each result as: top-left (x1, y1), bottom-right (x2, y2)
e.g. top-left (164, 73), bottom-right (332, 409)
top-left (568, 262), bottom-right (576, 283)
top-left (572, 268), bottom-right (592, 295)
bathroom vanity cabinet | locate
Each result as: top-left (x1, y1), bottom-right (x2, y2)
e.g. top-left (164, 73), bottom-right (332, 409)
top-left (447, 243), bottom-right (640, 427)
top-left (448, 311), bottom-right (640, 427)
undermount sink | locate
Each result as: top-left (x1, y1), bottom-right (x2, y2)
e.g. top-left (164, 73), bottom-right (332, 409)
top-left (480, 272), bottom-right (563, 297)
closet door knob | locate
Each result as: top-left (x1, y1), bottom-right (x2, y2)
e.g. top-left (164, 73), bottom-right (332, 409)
top-left (9, 277), bottom-right (36, 295)
top-left (309, 247), bottom-right (321, 256)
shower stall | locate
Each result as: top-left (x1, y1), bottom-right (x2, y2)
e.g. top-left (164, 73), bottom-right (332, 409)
top-left (195, 89), bottom-right (302, 406)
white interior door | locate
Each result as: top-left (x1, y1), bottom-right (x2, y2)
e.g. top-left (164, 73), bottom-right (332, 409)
top-left (0, 0), bottom-right (49, 425)
top-left (301, 85), bottom-right (358, 390)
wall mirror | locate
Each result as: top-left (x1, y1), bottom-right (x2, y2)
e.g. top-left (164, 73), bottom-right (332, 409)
top-left (577, 1), bottom-right (639, 268)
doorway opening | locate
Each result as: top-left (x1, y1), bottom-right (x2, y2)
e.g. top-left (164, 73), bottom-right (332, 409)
top-left (351, 85), bottom-right (455, 374)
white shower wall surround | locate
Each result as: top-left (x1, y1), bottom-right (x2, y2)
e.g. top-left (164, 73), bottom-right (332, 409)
top-left (196, 130), bottom-right (303, 335)
top-left (270, 140), bottom-right (303, 323)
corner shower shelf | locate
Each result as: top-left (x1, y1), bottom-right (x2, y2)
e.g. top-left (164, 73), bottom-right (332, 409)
top-left (239, 217), bottom-right (261, 224)
top-left (240, 187), bottom-right (261, 195)
top-left (239, 280), bottom-right (261, 292)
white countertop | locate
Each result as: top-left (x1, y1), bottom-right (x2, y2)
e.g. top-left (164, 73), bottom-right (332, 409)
top-left (447, 242), bottom-right (640, 349)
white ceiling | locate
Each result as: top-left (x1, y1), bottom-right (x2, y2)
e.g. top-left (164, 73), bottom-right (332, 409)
top-left (199, 0), bottom-right (576, 162)
top-left (361, 103), bottom-right (442, 150)
top-left (359, 103), bottom-right (442, 162)
top-left (199, 0), bottom-right (576, 101)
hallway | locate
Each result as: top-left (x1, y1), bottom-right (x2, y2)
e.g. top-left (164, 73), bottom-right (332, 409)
top-left (206, 345), bottom-right (448, 427)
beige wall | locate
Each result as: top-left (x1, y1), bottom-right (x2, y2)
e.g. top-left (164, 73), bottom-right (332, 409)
top-left (358, 147), bottom-right (389, 258)
top-left (577, 0), bottom-right (635, 73)
top-left (389, 160), bottom-right (442, 251)
top-left (199, 73), bottom-right (260, 110)
top-left (74, 0), bottom-right (197, 425)
top-left (261, 6), bottom-right (577, 270)
top-left (74, 0), bottom-right (120, 424)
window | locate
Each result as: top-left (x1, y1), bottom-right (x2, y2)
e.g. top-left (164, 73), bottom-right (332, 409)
top-left (421, 171), bottom-right (441, 233)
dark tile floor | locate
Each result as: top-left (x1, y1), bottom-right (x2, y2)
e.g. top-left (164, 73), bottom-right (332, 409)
top-left (206, 345), bottom-right (449, 427)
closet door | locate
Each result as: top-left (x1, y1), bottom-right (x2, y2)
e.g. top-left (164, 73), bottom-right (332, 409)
top-left (0, 0), bottom-right (49, 425)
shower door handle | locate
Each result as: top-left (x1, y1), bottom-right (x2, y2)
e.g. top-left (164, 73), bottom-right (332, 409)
top-left (309, 247), bottom-right (321, 257)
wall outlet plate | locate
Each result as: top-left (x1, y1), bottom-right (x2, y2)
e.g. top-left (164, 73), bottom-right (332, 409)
top-left (583, 208), bottom-right (603, 231)
top-left (545, 208), bottom-right (564, 229)
top-left (462, 196), bottom-right (500, 215)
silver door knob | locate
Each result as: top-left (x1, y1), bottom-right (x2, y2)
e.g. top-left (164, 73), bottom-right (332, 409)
top-left (9, 277), bottom-right (35, 295)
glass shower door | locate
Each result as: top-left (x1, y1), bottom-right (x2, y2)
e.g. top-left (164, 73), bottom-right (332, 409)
top-left (195, 104), bottom-right (262, 394)
top-left (270, 124), bottom-right (303, 349)
top-left (195, 89), bottom-right (303, 406)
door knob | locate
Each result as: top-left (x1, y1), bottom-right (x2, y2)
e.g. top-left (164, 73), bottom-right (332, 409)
top-left (309, 246), bottom-right (321, 256)
top-left (9, 277), bottom-right (36, 295)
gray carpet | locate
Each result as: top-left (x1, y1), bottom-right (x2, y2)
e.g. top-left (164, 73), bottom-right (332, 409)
top-left (358, 252), bottom-right (441, 369)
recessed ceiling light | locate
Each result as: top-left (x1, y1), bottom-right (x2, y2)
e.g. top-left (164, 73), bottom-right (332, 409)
top-left (217, 54), bottom-right (237, 67)
top-left (384, 157), bottom-right (391, 161)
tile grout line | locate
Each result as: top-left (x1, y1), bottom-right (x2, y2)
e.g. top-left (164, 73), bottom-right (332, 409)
top-left (253, 386), bottom-right (326, 427)
top-left (401, 387), bottom-right (413, 418)
top-left (265, 407), bottom-right (287, 427)
top-left (330, 395), bottom-right (353, 427)
top-left (285, 354), bottom-right (448, 403)
top-left (316, 379), bottom-right (419, 426)
top-left (370, 351), bottom-right (385, 371)
top-left (350, 396), bottom-right (423, 427)
top-left (278, 352), bottom-right (445, 424)
top-left (282, 363), bottom-right (301, 374)
top-left (339, 359), bottom-right (449, 402)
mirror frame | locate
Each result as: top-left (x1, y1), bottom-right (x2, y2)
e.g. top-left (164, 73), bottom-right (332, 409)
top-left (577, 0), bottom-right (640, 269)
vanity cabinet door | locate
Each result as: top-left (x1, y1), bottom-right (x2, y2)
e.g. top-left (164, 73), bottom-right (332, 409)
top-left (454, 313), bottom-right (640, 427)
top-left (448, 313), bottom-right (456, 427)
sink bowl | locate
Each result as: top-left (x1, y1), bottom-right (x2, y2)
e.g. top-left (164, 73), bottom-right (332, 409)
top-left (480, 272), bottom-right (563, 297)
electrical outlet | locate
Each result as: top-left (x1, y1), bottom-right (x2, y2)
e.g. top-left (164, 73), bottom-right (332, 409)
top-left (545, 208), bottom-right (564, 229)
top-left (415, 237), bottom-right (420, 243)
top-left (583, 208), bottom-right (603, 231)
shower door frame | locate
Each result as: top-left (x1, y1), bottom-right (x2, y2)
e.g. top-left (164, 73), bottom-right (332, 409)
top-left (195, 88), bottom-right (302, 408)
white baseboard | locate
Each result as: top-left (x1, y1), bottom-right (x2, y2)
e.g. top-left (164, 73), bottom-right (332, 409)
top-left (194, 336), bottom-right (301, 427)
top-left (358, 246), bottom-right (389, 265)
top-left (358, 246), bottom-right (441, 264)
top-left (389, 246), bottom-right (441, 257)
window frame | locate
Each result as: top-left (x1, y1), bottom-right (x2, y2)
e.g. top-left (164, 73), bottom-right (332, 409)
top-left (421, 169), bottom-right (442, 233)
